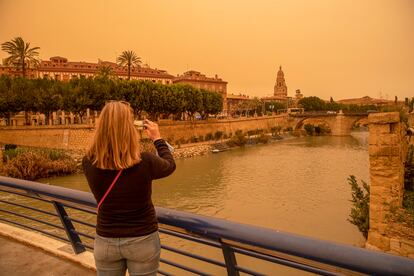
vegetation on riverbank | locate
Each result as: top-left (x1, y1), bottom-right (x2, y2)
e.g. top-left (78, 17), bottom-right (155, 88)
top-left (404, 145), bottom-right (414, 217)
top-left (348, 175), bottom-right (370, 238)
top-left (0, 146), bottom-right (76, 180)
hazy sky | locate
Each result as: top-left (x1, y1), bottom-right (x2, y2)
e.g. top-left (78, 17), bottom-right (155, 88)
top-left (1, 0), bottom-right (413, 100)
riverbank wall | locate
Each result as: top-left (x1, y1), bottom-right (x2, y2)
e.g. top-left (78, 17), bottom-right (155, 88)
top-left (0, 115), bottom-right (290, 151)
top-left (367, 112), bottom-right (414, 259)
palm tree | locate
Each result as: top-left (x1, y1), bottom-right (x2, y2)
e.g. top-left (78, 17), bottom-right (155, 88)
top-left (95, 65), bottom-right (116, 80)
top-left (116, 50), bottom-right (141, 80)
top-left (1, 37), bottom-right (40, 77)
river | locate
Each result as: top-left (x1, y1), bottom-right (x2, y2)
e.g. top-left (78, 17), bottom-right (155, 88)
top-left (0, 132), bottom-right (370, 274)
top-left (40, 132), bottom-right (369, 247)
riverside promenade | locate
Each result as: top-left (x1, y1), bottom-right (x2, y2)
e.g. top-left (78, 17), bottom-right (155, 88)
top-left (0, 223), bottom-right (95, 276)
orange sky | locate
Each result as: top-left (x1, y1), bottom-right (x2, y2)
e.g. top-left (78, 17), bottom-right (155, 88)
top-left (1, 0), bottom-right (413, 100)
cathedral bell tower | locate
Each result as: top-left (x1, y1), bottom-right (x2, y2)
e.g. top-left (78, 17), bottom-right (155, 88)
top-left (274, 66), bottom-right (288, 98)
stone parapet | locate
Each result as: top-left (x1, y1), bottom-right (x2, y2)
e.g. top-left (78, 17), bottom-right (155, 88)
top-left (0, 116), bottom-right (289, 151)
top-left (367, 112), bottom-right (413, 259)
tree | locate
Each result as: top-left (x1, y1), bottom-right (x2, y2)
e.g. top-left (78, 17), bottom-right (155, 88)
top-left (0, 75), bottom-right (15, 125)
top-left (265, 101), bottom-right (284, 113)
top-left (62, 78), bottom-right (94, 123)
top-left (298, 96), bottom-right (326, 111)
top-left (1, 37), bottom-right (40, 77)
top-left (116, 50), bottom-right (141, 80)
top-left (33, 79), bottom-right (63, 125)
top-left (95, 65), bottom-right (116, 80)
top-left (200, 89), bottom-right (222, 119)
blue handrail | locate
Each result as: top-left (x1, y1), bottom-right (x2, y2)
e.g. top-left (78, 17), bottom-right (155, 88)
top-left (1, 175), bottom-right (414, 275)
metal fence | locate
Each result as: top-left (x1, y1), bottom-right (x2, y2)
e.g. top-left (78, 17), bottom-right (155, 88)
top-left (1, 175), bottom-right (414, 275)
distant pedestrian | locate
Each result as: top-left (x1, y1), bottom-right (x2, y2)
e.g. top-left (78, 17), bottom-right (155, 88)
top-left (83, 101), bottom-right (175, 276)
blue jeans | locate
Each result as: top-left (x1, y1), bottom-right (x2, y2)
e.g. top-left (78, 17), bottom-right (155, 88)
top-left (94, 231), bottom-right (161, 276)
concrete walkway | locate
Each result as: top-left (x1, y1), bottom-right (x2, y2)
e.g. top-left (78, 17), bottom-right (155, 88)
top-left (0, 222), bottom-right (96, 276)
top-left (0, 236), bottom-right (95, 276)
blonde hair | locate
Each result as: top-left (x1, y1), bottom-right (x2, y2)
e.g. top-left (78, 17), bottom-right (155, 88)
top-left (87, 101), bottom-right (141, 170)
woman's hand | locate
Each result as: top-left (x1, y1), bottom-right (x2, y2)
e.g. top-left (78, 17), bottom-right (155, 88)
top-left (144, 119), bottom-right (161, 141)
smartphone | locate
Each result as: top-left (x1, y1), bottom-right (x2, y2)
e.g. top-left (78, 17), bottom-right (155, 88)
top-left (133, 120), bottom-right (145, 130)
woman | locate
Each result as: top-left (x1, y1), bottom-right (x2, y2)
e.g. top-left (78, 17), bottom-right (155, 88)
top-left (83, 101), bottom-right (176, 276)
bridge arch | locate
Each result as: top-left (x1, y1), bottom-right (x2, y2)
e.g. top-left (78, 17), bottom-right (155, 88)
top-left (291, 114), bottom-right (368, 136)
top-left (294, 117), bottom-right (334, 132)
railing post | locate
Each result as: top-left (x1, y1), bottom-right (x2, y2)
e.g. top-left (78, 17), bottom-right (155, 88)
top-left (53, 201), bottom-right (86, 254)
top-left (221, 243), bottom-right (240, 276)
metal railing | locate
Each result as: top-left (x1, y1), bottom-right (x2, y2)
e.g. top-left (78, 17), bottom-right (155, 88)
top-left (1, 175), bottom-right (414, 275)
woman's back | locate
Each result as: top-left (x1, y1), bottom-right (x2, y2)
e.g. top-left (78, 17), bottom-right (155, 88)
top-left (83, 101), bottom-right (175, 276)
top-left (83, 141), bottom-right (175, 237)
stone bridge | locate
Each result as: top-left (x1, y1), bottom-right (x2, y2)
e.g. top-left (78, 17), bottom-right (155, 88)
top-left (289, 112), bottom-right (368, 136)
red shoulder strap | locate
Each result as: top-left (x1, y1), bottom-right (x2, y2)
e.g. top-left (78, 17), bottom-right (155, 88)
top-left (97, 169), bottom-right (123, 211)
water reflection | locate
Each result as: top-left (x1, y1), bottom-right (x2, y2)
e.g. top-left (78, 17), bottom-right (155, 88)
top-left (35, 132), bottom-right (369, 246)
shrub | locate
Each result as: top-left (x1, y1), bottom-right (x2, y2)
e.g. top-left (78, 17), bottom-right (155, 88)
top-left (4, 144), bottom-right (17, 151)
top-left (348, 175), bottom-right (370, 238)
top-left (178, 137), bottom-right (187, 144)
top-left (3, 148), bottom-right (25, 162)
top-left (198, 135), bottom-right (204, 142)
top-left (270, 126), bottom-right (282, 136)
top-left (190, 136), bottom-right (198, 143)
top-left (205, 133), bottom-right (213, 141)
top-left (1, 150), bottom-right (76, 180)
top-left (247, 130), bottom-right (256, 137)
top-left (214, 131), bottom-right (223, 141)
top-left (257, 133), bottom-right (270, 144)
top-left (403, 191), bottom-right (414, 216)
top-left (227, 130), bottom-right (247, 147)
top-left (304, 124), bottom-right (315, 135)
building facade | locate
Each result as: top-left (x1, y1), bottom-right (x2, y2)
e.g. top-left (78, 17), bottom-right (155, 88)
top-left (337, 96), bottom-right (393, 106)
top-left (226, 94), bottom-right (252, 116)
top-left (37, 56), bottom-right (174, 84)
top-left (173, 70), bottom-right (228, 113)
top-left (0, 66), bottom-right (38, 79)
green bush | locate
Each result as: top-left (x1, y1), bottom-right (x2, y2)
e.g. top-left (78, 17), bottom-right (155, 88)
top-left (348, 175), bottom-right (370, 238)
